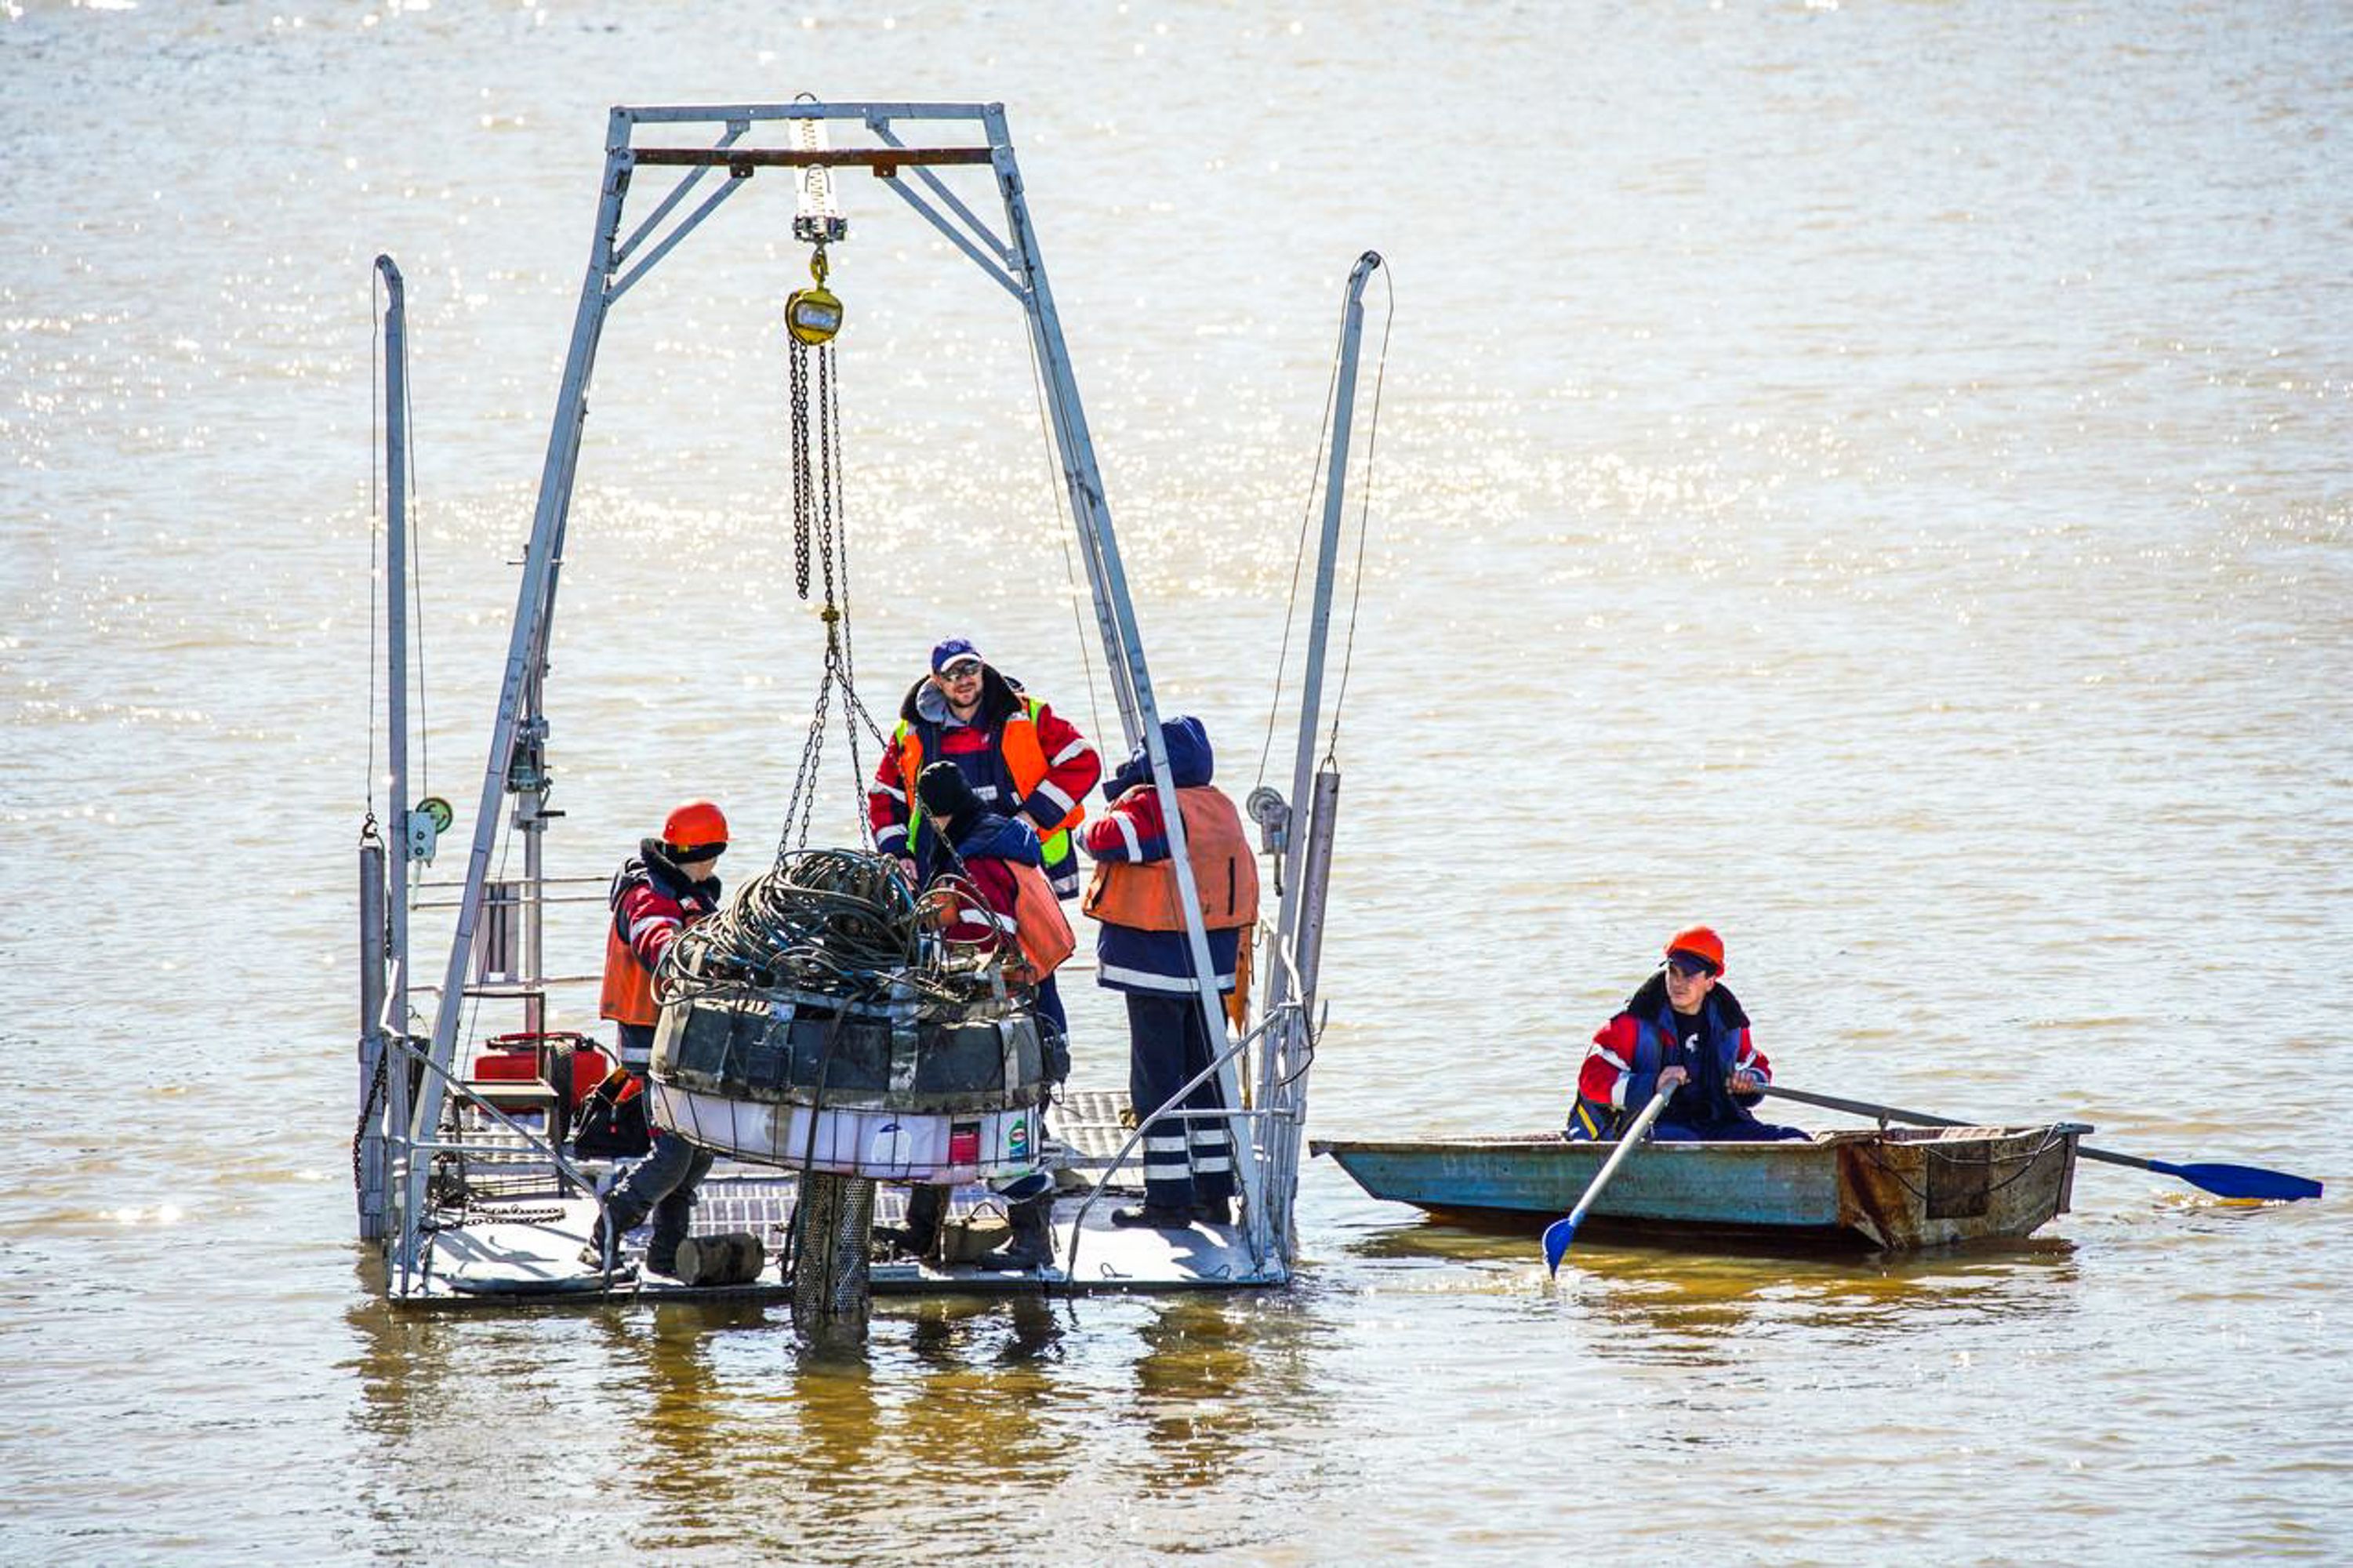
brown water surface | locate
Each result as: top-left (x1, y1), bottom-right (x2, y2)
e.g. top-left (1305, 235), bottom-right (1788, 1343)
top-left (2, 2), bottom-right (2348, 1563)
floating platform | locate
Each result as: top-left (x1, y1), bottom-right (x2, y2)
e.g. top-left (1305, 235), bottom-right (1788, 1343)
top-left (401, 1091), bottom-right (1278, 1305)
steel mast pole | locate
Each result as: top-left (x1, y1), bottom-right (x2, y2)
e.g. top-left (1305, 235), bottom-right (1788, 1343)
top-left (377, 256), bottom-right (414, 1068)
top-left (406, 120), bottom-right (632, 1252)
top-left (986, 108), bottom-right (1265, 1264)
top-left (1257, 253), bottom-right (1382, 1199)
top-left (362, 255), bottom-right (412, 1246)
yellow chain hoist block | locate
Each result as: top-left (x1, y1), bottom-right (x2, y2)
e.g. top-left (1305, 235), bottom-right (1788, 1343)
top-left (786, 243), bottom-right (843, 346)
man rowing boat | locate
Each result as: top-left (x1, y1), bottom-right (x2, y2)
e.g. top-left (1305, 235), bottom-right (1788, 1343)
top-left (1567, 925), bottom-right (1809, 1143)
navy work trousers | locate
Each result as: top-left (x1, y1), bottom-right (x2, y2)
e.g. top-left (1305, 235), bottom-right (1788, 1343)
top-left (1125, 991), bottom-right (1236, 1211)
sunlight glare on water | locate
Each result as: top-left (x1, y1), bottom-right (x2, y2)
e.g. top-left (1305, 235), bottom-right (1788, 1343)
top-left (2, 2), bottom-right (2348, 1563)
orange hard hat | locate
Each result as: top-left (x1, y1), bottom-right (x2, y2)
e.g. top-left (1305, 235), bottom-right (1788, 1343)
top-left (662, 800), bottom-right (729, 859)
top-left (1664, 925), bottom-right (1725, 976)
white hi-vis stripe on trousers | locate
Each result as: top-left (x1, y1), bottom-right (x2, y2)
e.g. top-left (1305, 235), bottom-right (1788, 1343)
top-left (1142, 1131), bottom-right (1191, 1183)
top-left (1188, 1124), bottom-right (1233, 1174)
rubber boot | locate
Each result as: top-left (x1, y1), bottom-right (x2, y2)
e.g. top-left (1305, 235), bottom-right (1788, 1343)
top-left (1109, 1203), bottom-right (1193, 1229)
top-left (645, 1192), bottom-right (694, 1276)
top-left (877, 1183), bottom-right (946, 1261)
top-left (979, 1194), bottom-right (1054, 1272)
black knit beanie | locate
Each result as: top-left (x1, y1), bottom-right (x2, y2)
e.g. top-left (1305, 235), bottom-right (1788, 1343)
top-left (916, 761), bottom-right (983, 833)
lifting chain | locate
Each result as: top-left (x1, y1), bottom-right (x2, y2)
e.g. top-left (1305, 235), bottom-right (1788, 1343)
top-left (790, 340), bottom-right (814, 599)
top-left (352, 1042), bottom-right (388, 1194)
top-left (778, 271), bottom-right (888, 861)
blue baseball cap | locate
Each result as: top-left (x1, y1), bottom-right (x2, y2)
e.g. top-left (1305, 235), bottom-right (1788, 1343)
top-left (930, 637), bottom-right (981, 674)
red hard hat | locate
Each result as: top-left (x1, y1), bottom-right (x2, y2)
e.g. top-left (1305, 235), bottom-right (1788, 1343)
top-left (662, 800), bottom-right (729, 858)
top-left (1664, 924), bottom-right (1725, 975)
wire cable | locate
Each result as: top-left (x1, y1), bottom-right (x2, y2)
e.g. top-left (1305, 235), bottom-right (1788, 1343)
top-left (1254, 299), bottom-right (1345, 793)
top-left (1023, 302), bottom-right (1106, 749)
top-left (404, 310), bottom-right (431, 800)
top-left (367, 272), bottom-right (383, 819)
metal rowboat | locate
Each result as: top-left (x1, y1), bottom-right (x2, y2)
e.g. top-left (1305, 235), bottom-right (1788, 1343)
top-left (1314, 1123), bottom-right (2089, 1250)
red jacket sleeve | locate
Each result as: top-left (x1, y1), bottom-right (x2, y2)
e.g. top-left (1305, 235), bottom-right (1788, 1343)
top-left (616, 879), bottom-right (688, 971)
top-left (1077, 787), bottom-right (1167, 862)
top-left (1578, 1014), bottom-right (1641, 1111)
top-left (1019, 702), bottom-right (1102, 832)
top-left (868, 735), bottom-right (913, 854)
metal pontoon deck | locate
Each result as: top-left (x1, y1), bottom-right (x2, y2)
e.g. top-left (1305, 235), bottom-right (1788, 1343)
top-left (409, 1093), bottom-right (1260, 1303)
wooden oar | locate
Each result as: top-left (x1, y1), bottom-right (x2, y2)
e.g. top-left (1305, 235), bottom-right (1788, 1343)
top-left (1543, 1085), bottom-right (1676, 1276)
top-left (1761, 1083), bottom-right (2322, 1203)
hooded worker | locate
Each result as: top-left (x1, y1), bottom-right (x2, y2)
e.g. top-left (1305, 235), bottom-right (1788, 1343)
top-left (1077, 716), bottom-right (1259, 1229)
top-left (875, 763), bottom-right (1070, 1273)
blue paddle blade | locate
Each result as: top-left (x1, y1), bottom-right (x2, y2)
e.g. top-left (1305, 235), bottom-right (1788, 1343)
top-left (1541, 1216), bottom-right (1578, 1276)
top-left (2151, 1160), bottom-right (2323, 1203)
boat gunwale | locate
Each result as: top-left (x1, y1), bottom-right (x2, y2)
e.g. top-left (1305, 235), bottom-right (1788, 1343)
top-left (1311, 1123), bottom-right (2079, 1158)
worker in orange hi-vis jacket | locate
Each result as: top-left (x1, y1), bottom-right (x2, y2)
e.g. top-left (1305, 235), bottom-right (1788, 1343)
top-left (868, 636), bottom-right (1101, 898)
top-left (586, 800), bottom-right (728, 1276)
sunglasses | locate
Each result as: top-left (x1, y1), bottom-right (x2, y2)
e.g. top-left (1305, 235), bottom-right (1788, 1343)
top-left (938, 661), bottom-right (983, 681)
top-left (1665, 954), bottom-right (1716, 980)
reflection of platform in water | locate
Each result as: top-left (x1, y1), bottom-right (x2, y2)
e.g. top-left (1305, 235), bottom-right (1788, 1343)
top-left (413, 1087), bottom-right (1269, 1303)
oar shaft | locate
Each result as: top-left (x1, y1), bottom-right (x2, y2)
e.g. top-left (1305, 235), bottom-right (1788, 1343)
top-left (1568, 1087), bottom-right (1674, 1229)
top-left (1759, 1082), bottom-right (1967, 1130)
top-left (1760, 1083), bottom-right (2319, 1201)
top-left (1762, 1083), bottom-right (2154, 1173)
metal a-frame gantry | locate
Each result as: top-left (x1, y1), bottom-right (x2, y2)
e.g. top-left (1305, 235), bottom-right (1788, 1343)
top-left (376, 101), bottom-right (1364, 1294)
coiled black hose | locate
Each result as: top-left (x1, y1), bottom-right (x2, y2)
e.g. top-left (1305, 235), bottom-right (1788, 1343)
top-left (656, 847), bottom-right (1002, 1011)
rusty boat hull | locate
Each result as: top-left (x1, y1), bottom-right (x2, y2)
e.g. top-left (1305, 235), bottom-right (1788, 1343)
top-left (1313, 1124), bottom-right (2086, 1250)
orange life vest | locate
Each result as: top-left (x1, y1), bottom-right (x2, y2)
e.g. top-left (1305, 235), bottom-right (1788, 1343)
top-left (1083, 786), bottom-right (1261, 931)
top-left (1005, 858), bottom-right (1077, 982)
top-left (599, 869), bottom-right (717, 1027)
top-left (600, 924), bottom-right (660, 1026)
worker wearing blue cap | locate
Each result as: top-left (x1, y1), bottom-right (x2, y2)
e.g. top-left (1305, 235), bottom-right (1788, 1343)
top-left (866, 636), bottom-right (1102, 901)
